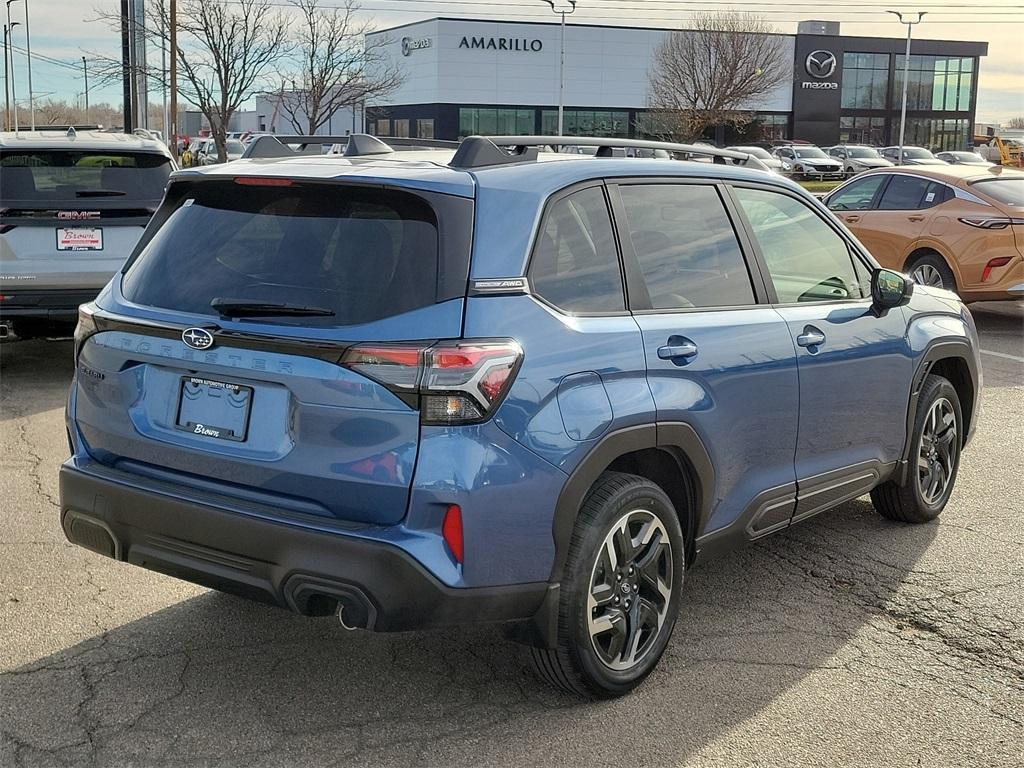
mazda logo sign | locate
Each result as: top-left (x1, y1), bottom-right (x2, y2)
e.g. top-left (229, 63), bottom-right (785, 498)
top-left (401, 36), bottom-right (432, 56)
top-left (805, 50), bottom-right (837, 79)
top-left (182, 327), bottom-right (215, 350)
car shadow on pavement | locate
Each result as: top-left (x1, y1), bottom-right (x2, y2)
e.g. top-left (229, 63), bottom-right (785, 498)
top-left (0, 340), bottom-right (75, 422)
top-left (1, 499), bottom-right (937, 767)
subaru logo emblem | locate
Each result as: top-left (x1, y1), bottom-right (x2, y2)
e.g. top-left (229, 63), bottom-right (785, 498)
top-left (805, 50), bottom-right (837, 79)
top-left (182, 327), bottom-right (214, 350)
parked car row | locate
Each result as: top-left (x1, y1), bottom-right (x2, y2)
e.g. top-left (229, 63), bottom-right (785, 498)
top-left (181, 137), bottom-right (246, 167)
top-left (725, 143), bottom-right (997, 180)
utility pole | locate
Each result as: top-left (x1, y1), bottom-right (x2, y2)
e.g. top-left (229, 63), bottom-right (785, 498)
top-left (120, 0), bottom-right (132, 132)
top-left (887, 10), bottom-right (926, 164)
top-left (5, 0), bottom-right (18, 132)
top-left (22, 0), bottom-right (31, 128)
top-left (3, 24), bottom-right (10, 130)
top-left (81, 56), bottom-right (89, 120)
top-left (169, 0), bottom-right (177, 160)
top-left (543, 1), bottom-right (576, 136)
top-left (160, 0), bottom-right (167, 141)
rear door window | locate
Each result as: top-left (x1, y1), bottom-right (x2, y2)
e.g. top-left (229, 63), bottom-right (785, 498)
top-left (122, 180), bottom-right (460, 327)
top-left (529, 186), bottom-right (625, 313)
top-left (618, 184), bottom-right (756, 309)
top-left (878, 175), bottom-right (932, 210)
top-left (0, 150), bottom-right (172, 204)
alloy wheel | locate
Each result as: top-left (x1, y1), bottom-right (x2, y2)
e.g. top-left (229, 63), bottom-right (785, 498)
top-left (912, 263), bottom-right (944, 288)
top-left (918, 397), bottom-right (957, 505)
top-left (587, 509), bottom-right (673, 671)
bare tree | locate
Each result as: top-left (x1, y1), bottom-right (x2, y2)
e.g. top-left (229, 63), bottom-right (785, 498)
top-left (36, 99), bottom-right (122, 128)
top-left (279, 0), bottom-right (401, 134)
top-left (1006, 117), bottom-right (1024, 130)
top-left (91, 0), bottom-right (289, 161)
top-left (646, 12), bottom-right (788, 142)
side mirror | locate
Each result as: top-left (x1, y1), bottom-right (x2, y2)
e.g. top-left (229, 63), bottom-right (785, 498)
top-left (871, 268), bottom-right (913, 310)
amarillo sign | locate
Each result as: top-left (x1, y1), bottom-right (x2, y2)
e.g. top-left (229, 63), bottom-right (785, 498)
top-left (458, 36), bottom-right (543, 52)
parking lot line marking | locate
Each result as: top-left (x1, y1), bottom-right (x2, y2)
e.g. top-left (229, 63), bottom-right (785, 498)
top-left (980, 349), bottom-right (1024, 363)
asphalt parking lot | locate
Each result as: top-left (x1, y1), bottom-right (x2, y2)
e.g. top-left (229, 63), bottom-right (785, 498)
top-left (1, 301), bottom-right (1021, 768)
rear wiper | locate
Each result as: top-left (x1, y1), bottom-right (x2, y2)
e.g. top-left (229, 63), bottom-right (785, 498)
top-left (75, 189), bottom-right (127, 197)
top-left (210, 298), bottom-right (336, 318)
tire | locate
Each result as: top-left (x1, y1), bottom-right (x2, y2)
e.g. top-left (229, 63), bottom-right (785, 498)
top-left (530, 472), bottom-right (685, 698)
top-left (870, 374), bottom-right (962, 523)
top-left (907, 252), bottom-right (957, 293)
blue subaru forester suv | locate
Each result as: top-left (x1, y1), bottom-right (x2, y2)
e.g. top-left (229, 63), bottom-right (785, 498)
top-left (61, 134), bottom-right (981, 698)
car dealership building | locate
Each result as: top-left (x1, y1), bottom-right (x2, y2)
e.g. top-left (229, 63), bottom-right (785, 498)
top-left (365, 18), bottom-right (987, 150)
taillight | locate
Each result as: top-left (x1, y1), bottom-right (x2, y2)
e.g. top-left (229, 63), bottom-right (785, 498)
top-left (341, 339), bottom-right (522, 425)
top-left (959, 216), bottom-right (1024, 229)
top-left (73, 303), bottom-right (98, 362)
top-left (981, 256), bottom-right (1013, 282)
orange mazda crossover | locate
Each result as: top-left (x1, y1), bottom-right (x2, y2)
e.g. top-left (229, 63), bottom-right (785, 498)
top-left (823, 165), bottom-right (1024, 302)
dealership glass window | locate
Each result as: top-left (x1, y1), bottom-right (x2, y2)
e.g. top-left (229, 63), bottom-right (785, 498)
top-left (894, 56), bottom-right (975, 112)
top-left (416, 119), bottom-right (435, 139)
top-left (758, 114), bottom-right (789, 140)
top-left (839, 116), bottom-right (886, 146)
top-left (393, 119), bottom-right (410, 138)
top-left (903, 117), bottom-right (970, 152)
top-left (542, 110), bottom-right (629, 138)
top-left (841, 53), bottom-right (890, 110)
top-left (374, 119), bottom-right (391, 136)
top-left (459, 108), bottom-right (534, 137)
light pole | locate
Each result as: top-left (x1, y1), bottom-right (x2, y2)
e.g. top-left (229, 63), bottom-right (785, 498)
top-left (81, 56), bottom-right (89, 121)
top-left (170, 0), bottom-right (178, 159)
top-left (887, 10), bottom-right (926, 164)
top-left (543, 1), bottom-right (576, 136)
top-left (22, 0), bottom-right (31, 128)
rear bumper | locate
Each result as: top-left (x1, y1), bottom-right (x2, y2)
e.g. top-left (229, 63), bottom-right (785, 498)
top-left (58, 462), bottom-right (547, 631)
top-left (0, 288), bottom-right (99, 321)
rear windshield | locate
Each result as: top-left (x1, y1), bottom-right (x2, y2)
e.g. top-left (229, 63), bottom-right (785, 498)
top-left (901, 147), bottom-right (934, 159)
top-left (972, 177), bottom-right (1024, 206)
top-left (0, 150), bottom-right (171, 203)
top-left (121, 180), bottom-right (444, 327)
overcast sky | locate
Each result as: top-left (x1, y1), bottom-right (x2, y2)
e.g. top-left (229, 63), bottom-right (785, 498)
top-left (8, 0), bottom-right (1024, 125)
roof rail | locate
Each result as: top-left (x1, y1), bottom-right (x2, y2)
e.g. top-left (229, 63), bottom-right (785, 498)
top-left (241, 133), bottom-right (459, 160)
top-left (449, 135), bottom-right (770, 171)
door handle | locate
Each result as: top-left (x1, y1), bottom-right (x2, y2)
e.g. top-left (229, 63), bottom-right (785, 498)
top-left (796, 326), bottom-right (826, 348)
top-left (908, 214), bottom-right (925, 222)
top-left (844, 215), bottom-right (861, 223)
top-left (657, 338), bottom-right (698, 361)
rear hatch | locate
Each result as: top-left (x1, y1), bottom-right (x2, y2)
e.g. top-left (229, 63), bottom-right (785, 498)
top-left (0, 147), bottom-right (171, 292)
top-left (73, 175), bottom-right (475, 526)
